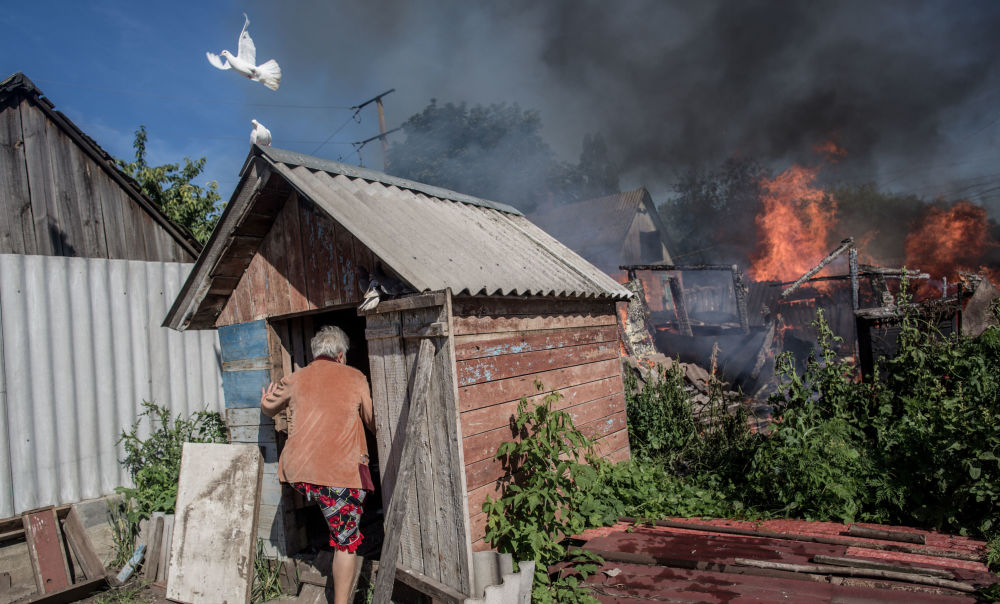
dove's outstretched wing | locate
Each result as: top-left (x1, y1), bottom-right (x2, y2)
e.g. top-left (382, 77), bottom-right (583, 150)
top-left (238, 28), bottom-right (257, 65)
top-left (206, 52), bottom-right (230, 70)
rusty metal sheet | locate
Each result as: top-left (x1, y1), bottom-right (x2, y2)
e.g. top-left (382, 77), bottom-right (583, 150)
top-left (576, 520), bottom-right (993, 603)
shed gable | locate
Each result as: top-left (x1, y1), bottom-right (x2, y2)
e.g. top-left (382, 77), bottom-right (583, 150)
top-left (217, 191), bottom-right (381, 326)
top-left (0, 73), bottom-right (199, 261)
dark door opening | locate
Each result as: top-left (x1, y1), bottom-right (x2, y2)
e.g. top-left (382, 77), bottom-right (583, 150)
top-left (272, 306), bottom-right (384, 558)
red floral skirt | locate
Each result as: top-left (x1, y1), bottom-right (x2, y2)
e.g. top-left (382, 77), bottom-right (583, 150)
top-left (291, 482), bottom-right (367, 552)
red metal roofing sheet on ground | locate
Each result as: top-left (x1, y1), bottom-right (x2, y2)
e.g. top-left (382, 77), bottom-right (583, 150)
top-left (573, 519), bottom-right (996, 603)
top-left (585, 561), bottom-right (974, 603)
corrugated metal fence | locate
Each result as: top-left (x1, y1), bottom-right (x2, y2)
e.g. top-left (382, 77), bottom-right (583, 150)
top-left (0, 254), bottom-right (223, 517)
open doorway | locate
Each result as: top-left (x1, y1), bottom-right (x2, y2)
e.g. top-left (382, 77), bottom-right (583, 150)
top-left (270, 306), bottom-right (384, 559)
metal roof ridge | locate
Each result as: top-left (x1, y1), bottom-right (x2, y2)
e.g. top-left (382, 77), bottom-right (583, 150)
top-left (257, 145), bottom-right (524, 216)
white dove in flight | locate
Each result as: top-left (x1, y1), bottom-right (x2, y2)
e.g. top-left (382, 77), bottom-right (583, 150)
top-left (250, 119), bottom-right (272, 146)
top-left (206, 14), bottom-right (282, 91)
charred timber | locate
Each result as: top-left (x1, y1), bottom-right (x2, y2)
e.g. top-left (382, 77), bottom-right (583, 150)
top-left (731, 266), bottom-right (750, 333)
top-left (858, 265), bottom-right (928, 276)
top-left (849, 247), bottom-right (860, 311)
top-left (667, 276), bottom-right (693, 337)
top-left (619, 263), bottom-right (736, 272)
top-left (780, 238), bottom-right (854, 299)
top-left (769, 271), bottom-right (930, 287)
top-left (855, 297), bottom-right (960, 321)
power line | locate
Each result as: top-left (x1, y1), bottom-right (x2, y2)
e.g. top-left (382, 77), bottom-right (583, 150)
top-left (33, 78), bottom-right (358, 110)
top-left (74, 123), bottom-right (355, 145)
top-left (310, 109), bottom-right (362, 155)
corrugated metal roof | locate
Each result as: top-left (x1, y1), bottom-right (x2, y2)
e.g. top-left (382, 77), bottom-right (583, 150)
top-left (269, 160), bottom-right (630, 299)
top-left (258, 146), bottom-right (524, 216)
top-left (165, 146), bottom-right (630, 329)
top-left (0, 255), bottom-right (223, 516)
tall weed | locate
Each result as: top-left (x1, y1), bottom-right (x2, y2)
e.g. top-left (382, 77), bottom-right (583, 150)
top-left (483, 384), bottom-right (603, 603)
top-left (110, 401), bottom-right (227, 566)
top-left (116, 400), bottom-right (227, 519)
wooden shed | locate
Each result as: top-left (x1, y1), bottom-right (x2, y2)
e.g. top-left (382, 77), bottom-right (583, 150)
top-left (0, 72), bottom-right (200, 261)
top-left (164, 145), bottom-right (632, 594)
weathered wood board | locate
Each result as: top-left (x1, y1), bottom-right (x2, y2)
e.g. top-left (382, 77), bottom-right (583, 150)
top-left (166, 443), bottom-right (262, 604)
top-left (22, 507), bottom-right (70, 594)
top-left (0, 93), bottom-right (194, 261)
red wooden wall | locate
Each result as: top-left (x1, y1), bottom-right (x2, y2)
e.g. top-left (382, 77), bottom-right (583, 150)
top-left (451, 297), bottom-right (631, 550)
top-left (217, 193), bottom-right (376, 326)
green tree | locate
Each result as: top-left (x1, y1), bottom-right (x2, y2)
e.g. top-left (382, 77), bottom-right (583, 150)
top-left (117, 126), bottom-right (223, 244)
top-left (661, 157), bottom-right (769, 264)
top-left (387, 100), bottom-right (618, 212)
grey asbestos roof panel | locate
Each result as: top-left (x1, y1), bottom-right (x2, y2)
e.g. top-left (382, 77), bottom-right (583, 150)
top-left (267, 158), bottom-right (630, 300)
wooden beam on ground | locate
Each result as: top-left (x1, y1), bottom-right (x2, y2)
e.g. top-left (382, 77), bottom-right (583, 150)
top-left (60, 507), bottom-right (106, 581)
top-left (395, 568), bottom-right (467, 604)
top-left (811, 555), bottom-right (953, 579)
top-left (732, 558), bottom-right (975, 593)
top-left (26, 576), bottom-right (107, 604)
top-left (846, 525), bottom-right (925, 544)
top-left (371, 338), bottom-right (436, 604)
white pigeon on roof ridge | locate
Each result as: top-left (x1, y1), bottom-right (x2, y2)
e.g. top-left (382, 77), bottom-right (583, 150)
top-left (206, 14), bottom-right (282, 91)
top-left (250, 119), bottom-right (271, 146)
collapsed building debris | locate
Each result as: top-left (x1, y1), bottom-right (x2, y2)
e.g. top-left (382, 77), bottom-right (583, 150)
top-left (618, 233), bottom-right (999, 406)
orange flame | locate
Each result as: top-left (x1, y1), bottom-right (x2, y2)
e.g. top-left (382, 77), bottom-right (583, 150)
top-left (749, 164), bottom-right (838, 282)
top-left (813, 140), bottom-right (847, 161)
top-left (904, 201), bottom-right (999, 284)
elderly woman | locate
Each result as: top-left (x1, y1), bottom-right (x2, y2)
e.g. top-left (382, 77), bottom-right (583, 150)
top-left (260, 325), bottom-right (374, 604)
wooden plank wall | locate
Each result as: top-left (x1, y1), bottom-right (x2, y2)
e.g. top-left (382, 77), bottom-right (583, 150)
top-left (217, 193), bottom-right (376, 326)
top-left (452, 297), bottom-right (631, 550)
top-left (365, 298), bottom-right (473, 593)
top-left (0, 99), bottom-right (193, 261)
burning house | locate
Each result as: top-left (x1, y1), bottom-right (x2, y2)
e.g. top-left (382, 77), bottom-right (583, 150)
top-left (627, 152), bottom-right (1000, 395)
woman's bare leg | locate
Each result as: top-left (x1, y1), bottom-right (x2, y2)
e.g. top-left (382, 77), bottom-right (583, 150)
top-left (331, 549), bottom-right (358, 604)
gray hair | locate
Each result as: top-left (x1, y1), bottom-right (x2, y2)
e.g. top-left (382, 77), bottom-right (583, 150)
top-left (311, 325), bottom-right (350, 359)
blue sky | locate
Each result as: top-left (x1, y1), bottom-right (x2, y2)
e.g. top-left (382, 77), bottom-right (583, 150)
top-left (1, 1), bottom-right (409, 193)
top-left (4, 1), bottom-right (1000, 214)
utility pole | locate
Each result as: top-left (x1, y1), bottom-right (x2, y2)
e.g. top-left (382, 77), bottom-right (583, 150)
top-left (354, 89), bottom-right (395, 170)
top-left (376, 97), bottom-right (389, 169)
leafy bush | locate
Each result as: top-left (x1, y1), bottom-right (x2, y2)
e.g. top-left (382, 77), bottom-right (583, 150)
top-left (483, 385), bottom-right (603, 603)
top-left (110, 401), bottom-right (226, 566)
top-left (117, 400), bottom-right (228, 518)
top-left (619, 301), bottom-right (1000, 544)
top-left (624, 360), bottom-right (758, 481)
